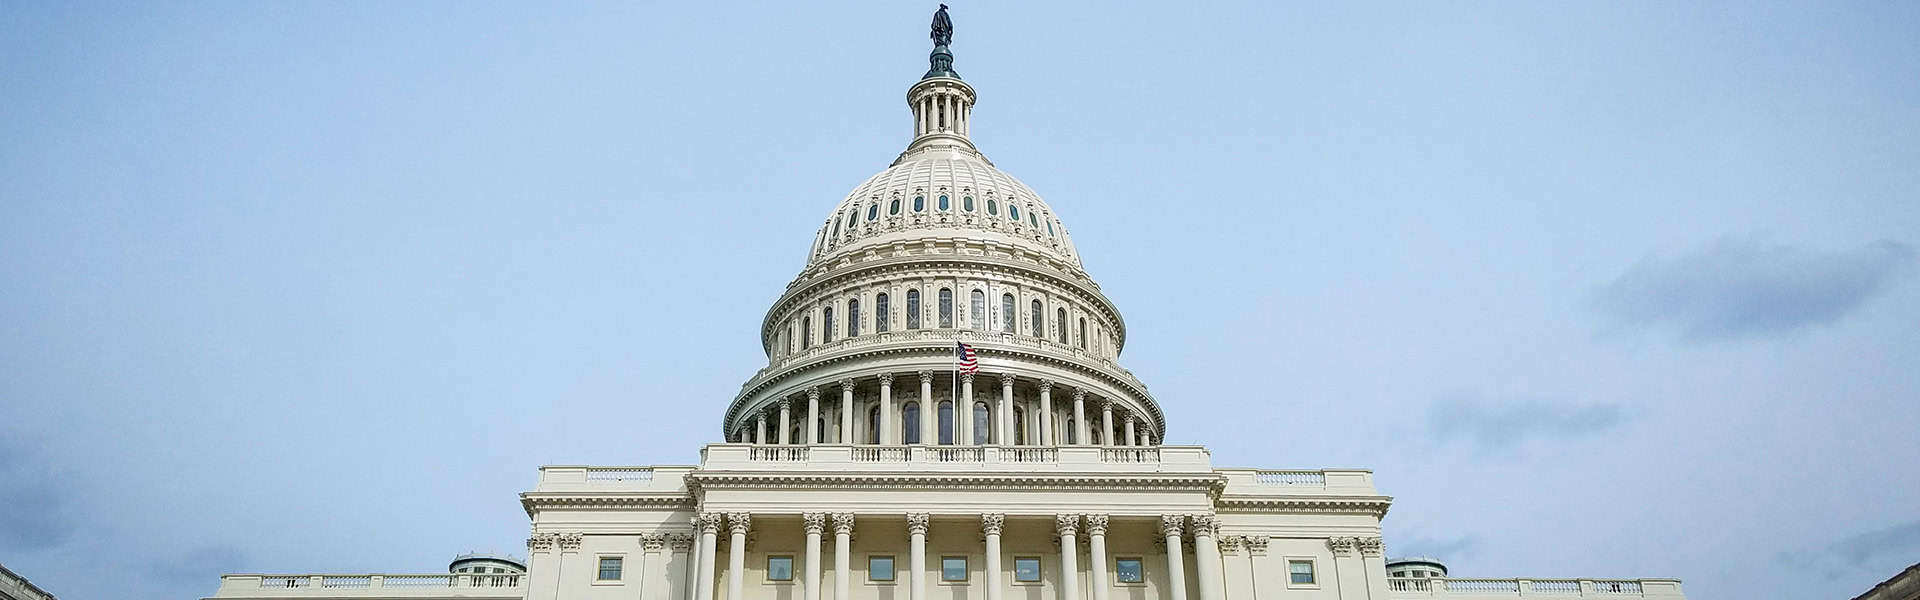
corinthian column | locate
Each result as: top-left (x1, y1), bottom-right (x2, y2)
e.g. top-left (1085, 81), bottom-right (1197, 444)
top-left (982, 514), bottom-right (1005, 600)
top-left (1086, 514), bottom-right (1109, 600)
top-left (918, 371), bottom-right (935, 445)
top-left (1125, 416), bottom-right (1137, 446)
top-left (726, 513), bottom-right (751, 600)
top-left (695, 513), bottom-right (720, 600)
top-left (1160, 515), bottom-right (1188, 600)
top-left (807, 388), bottom-right (822, 444)
top-left (840, 379), bottom-right (856, 443)
top-left (1037, 380), bottom-right (1054, 445)
top-left (1055, 515), bottom-right (1080, 600)
top-left (908, 513), bottom-right (930, 600)
top-left (804, 513), bottom-right (825, 600)
top-left (832, 514), bottom-right (855, 600)
top-left (779, 400), bottom-right (793, 445)
top-left (999, 372), bottom-right (1016, 444)
top-left (879, 373), bottom-right (895, 445)
top-left (959, 372), bottom-right (976, 445)
top-left (1072, 390), bottom-right (1087, 446)
top-left (1100, 401), bottom-right (1114, 447)
top-left (1190, 515), bottom-right (1223, 600)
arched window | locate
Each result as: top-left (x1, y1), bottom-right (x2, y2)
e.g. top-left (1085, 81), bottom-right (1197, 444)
top-left (1056, 308), bottom-right (1068, 344)
top-left (987, 198), bottom-right (999, 215)
top-left (907, 290), bottom-right (922, 329)
top-left (1009, 204), bottom-right (1021, 221)
top-left (1030, 300), bottom-right (1044, 337)
top-left (822, 307), bottom-right (835, 343)
top-left (817, 416), bottom-right (828, 444)
top-left (937, 400), bottom-right (955, 445)
top-left (789, 423), bottom-right (802, 445)
top-left (847, 207), bottom-right (860, 230)
top-left (970, 290), bottom-right (986, 331)
top-left (1066, 418), bottom-right (1077, 444)
top-left (867, 406), bottom-right (881, 444)
top-left (1029, 212), bottom-right (1038, 228)
top-left (963, 196), bottom-right (975, 212)
top-left (787, 321), bottom-right (796, 353)
top-left (913, 195), bottom-right (925, 212)
top-left (938, 288), bottom-right (954, 328)
top-left (1000, 294), bottom-right (1015, 332)
top-left (1078, 317), bottom-right (1087, 349)
top-left (832, 217), bottom-right (842, 239)
top-left (1046, 220), bottom-right (1055, 237)
top-left (848, 299), bottom-right (861, 337)
top-left (973, 402), bottom-right (991, 444)
top-left (868, 203), bottom-right (879, 221)
top-left (889, 197), bottom-right (901, 215)
top-left (875, 293), bottom-right (890, 333)
top-left (802, 316), bottom-right (813, 349)
top-left (939, 195), bottom-right (950, 211)
top-left (1014, 407), bottom-right (1027, 445)
top-left (903, 402), bottom-right (922, 444)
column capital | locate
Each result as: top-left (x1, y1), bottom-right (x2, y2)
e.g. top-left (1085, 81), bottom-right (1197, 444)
top-left (1189, 514), bottom-right (1218, 538)
top-left (878, 372), bottom-right (895, 385)
top-left (526, 531), bottom-right (558, 551)
top-left (1246, 536), bottom-right (1269, 556)
top-left (960, 372), bottom-right (975, 385)
top-left (1036, 379), bottom-right (1055, 392)
top-left (839, 378), bottom-right (857, 392)
top-left (803, 513), bottom-right (827, 535)
top-left (779, 399), bottom-right (792, 411)
top-left (697, 512), bottom-right (724, 534)
top-left (1218, 536), bottom-right (1244, 556)
top-left (981, 513), bottom-right (1005, 536)
top-left (727, 513), bottom-right (753, 535)
top-left (1054, 514), bottom-right (1079, 537)
top-left (919, 370), bottom-right (936, 384)
top-left (1357, 536), bottom-right (1385, 557)
top-left (557, 532), bottom-right (584, 551)
top-left (999, 372), bottom-right (1017, 386)
top-left (808, 388), bottom-right (823, 401)
top-left (1082, 514), bottom-right (1109, 536)
top-left (667, 532), bottom-right (695, 551)
top-left (1326, 536), bottom-right (1358, 556)
top-left (1100, 399), bottom-right (1113, 412)
top-left (641, 533), bottom-right (669, 551)
top-left (906, 513), bottom-right (931, 536)
top-left (831, 513), bottom-right (856, 535)
top-left (1072, 388), bottom-right (1087, 401)
top-left (1159, 515), bottom-right (1186, 538)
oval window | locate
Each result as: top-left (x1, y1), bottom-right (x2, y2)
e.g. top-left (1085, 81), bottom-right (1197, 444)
top-left (963, 196), bottom-right (975, 212)
top-left (914, 195), bottom-right (925, 212)
top-left (1009, 204), bottom-right (1021, 220)
top-left (890, 197), bottom-right (901, 215)
top-left (1046, 220), bottom-right (1055, 236)
top-left (939, 195), bottom-right (950, 210)
top-left (846, 207), bottom-right (859, 229)
top-left (1029, 212), bottom-right (1038, 227)
top-left (868, 204), bottom-right (879, 221)
top-left (987, 199), bottom-right (998, 215)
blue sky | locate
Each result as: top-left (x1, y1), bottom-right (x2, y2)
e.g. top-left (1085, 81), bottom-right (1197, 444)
top-left (2, 2), bottom-right (1917, 599)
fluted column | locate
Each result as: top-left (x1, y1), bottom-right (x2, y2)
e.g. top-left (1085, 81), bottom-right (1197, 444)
top-left (998, 372), bottom-right (1016, 444)
top-left (1037, 381), bottom-right (1054, 445)
top-left (779, 400), bottom-right (793, 445)
top-left (1160, 515), bottom-right (1188, 600)
top-left (695, 513), bottom-right (720, 600)
top-left (1125, 416), bottom-right (1137, 446)
top-left (1072, 390), bottom-right (1087, 446)
top-left (1191, 515), bottom-right (1223, 600)
top-left (1055, 515), bottom-right (1080, 600)
top-left (804, 514), bottom-right (825, 600)
top-left (807, 389), bottom-right (822, 445)
top-left (918, 371), bottom-right (935, 445)
top-left (832, 514), bottom-right (855, 600)
top-left (1100, 401), bottom-right (1114, 447)
top-left (982, 514), bottom-right (1004, 600)
top-left (1086, 515), bottom-right (1110, 600)
top-left (840, 379), bottom-right (856, 443)
top-left (727, 514), bottom-right (751, 600)
top-left (959, 372), bottom-right (975, 445)
top-left (879, 373), bottom-right (896, 445)
top-left (754, 415), bottom-right (766, 444)
top-left (908, 513), bottom-right (930, 600)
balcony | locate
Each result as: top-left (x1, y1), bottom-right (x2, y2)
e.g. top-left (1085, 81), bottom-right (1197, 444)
top-left (1386, 578), bottom-right (1684, 598)
top-left (697, 443), bottom-right (1212, 473)
top-left (209, 574), bottom-right (525, 598)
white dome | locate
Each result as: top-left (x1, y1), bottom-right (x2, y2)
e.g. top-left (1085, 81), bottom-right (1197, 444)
top-left (806, 153), bottom-right (1081, 269)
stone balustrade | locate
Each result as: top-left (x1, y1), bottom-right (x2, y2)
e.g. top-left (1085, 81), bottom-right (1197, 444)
top-left (211, 573), bottom-right (525, 598)
top-left (1386, 578), bottom-right (1684, 598)
top-left (698, 443), bottom-right (1214, 473)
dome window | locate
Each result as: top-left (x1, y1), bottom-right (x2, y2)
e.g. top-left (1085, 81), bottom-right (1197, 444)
top-left (939, 195), bottom-right (950, 210)
top-left (1009, 204), bottom-right (1021, 221)
top-left (913, 195), bottom-right (925, 212)
top-left (1029, 212), bottom-right (1038, 227)
top-left (963, 196), bottom-right (975, 212)
top-left (890, 197), bottom-right (902, 215)
top-left (868, 204), bottom-right (879, 221)
top-left (846, 207), bottom-right (859, 229)
top-left (1046, 220), bottom-right (1055, 236)
top-left (987, 199), bottom-right (999, 216)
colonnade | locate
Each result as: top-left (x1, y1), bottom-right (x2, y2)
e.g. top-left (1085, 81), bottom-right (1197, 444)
top-left (735, 371), bottom-right (1159, 447)
top-left (689, 512), bottom-right (1223, 600)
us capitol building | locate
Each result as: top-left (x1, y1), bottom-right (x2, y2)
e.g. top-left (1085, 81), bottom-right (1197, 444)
top-left (208, 9), bottom-right (1684, 600)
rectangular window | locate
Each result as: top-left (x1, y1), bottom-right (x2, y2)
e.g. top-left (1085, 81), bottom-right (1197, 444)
top-left (768, 556), bottom-right (795, 582)
top-left (1114, 558), bottom-right (1143, 583)
top-left (1014, 557), bottom-right (1042, 582)
top-left (597, 557), bottom-right (623, 581)
top-left (1288, 560), bottom-right (1316, 585)
top-left (941, 556), bottom-right (968, 582)
top-left (869, 556), bottom-right (896, 582)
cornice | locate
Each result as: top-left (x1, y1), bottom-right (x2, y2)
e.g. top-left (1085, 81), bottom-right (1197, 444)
top-left (686, 471), bottom-right (1224, 493)
top-left (1213, 494), bottom-right (1394, 519)
top-left (519, 492), bottom-right (695, 517)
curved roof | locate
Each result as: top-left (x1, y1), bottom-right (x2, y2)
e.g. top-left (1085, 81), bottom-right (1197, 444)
top-left (806, 154), bottom-right (1081, 269)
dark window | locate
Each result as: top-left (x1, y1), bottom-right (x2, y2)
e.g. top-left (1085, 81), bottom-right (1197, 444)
top-left (848, 299), bottom-right (861, 337)
top-left (890, 197), bottom-right (901, 215)
top-left (939, 195), bottom-right (950, 210)
top-left (1030, 300), bottom-right (1044, 337)
top-left (1289, 561), bottom-right (1315, 585)
top-left (867, 406), bottom-right (880, 443)
top-left (938, 288), bottom-right (953, 328)
top-left (597, 557), bottom-right (623, 581)
top-left (973, 402), bottom-right (991, 444)
top-left (963, 196), bottom-right (975, 212)
top-left (941, 557), bottom-right (968, 582)
top-left (914, 195), bottom-right (925, 212)
top-left (938, 400), bottom-right (954, 445)
top-left (875, 293), bottom-right (890, 333)
top-left (1014, 558), bottom-right (1042, 582)
top-left (869, 556), bottom-right (896, 581)
top-left (868, 204), bottom-right (879, 221)
top-left (1046, 220), bottom-right (1055, 236)
top-left (823, 307), bottom-right (835, 343)
top-left (970, 290), bottom-right (986, 331)
top-left (768, 556), bottom-right (794, 581)
top-left (847, 208), bottom-right (859, 229)
top-left (903, 403), bottom-right (921, 444)
top-left (987, 198), bottom-right (999, 215)
top-left (907, 290), bottom-right (921, 329)
top-left (1001, 294), bottom-right (1016, 332)
top-left (1009, 204), bottom-right (1021, 221)
top-left (1055, 308), bottom-right (1068, 344)
top-left (802, 316), bottom-right (812, 349)
top-left (1078, 318), bottom-right (1087, 349)
top-left (1115, 558), bottom-right (1143, 584)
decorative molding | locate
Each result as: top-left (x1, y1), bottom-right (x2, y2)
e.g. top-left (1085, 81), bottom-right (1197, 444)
top-left (557, 532), bottom-right (584, 551)
top-left (1245, 536), bottom-right (1269, 556)
top-left (831, 513), bottom-right (856, 536)
top-left (877, 372), bottom-right (895, 385)
top-left (697, 512), bottom-right (723, 535)
top-left (527, 531), bottom-right (559, 551)
top-left (641, 533), bottom-right (668, 551)
top-left (1218, 535), bottom-right (1244, 556)
top-left (1212, 495), bottom-right (1393, 519)
top-left (519, 493), bottom-right (694, 515)
top-left (727, 513), bottom-right (752, 535)
top-left (685, 472), bottom-right (1225, 493)
top-left (1357, 536), bottom-right (1385, 557)
top-left (667, 533), bottom-right (695, 551)
top-left (779, 399), bottom-right (792, 411)
top-left (906, 513), bottom-right (931, 536)
top-left (1327, 536), bottom-right (1359, 556)
top-left (1073, 389), bottom-right (1087, 401)
top-left (981, 513), bottom-right (1004, 536)
top-left (803, 513), bottom-right (827, 536)
top-left (1082, 511), bottom-right (1113, 538)
top-left (1159, 514), bottom-right (1186, 538)
top-left (1189, 513), bottom-right (1218, 538)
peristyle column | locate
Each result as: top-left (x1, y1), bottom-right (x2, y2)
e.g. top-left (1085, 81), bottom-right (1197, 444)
top-left (1086, 514), bottom-right (1110, 600)
top-left (1056, 515), bottom-right (1079, 600)
top-left (695, 513), bottom-right (720, 600)
top-left (982, 514), bottom-right (1005, 600)
top-left (1125, 416), bottom-right (1137, 446)
top-left (918, 371), bottom-right (935, 444)
top-left (1191, 515), bottom-right (1224, 600)
top-left (1037, 380), bottom-right (1054, 445)
top-left (779, 400), bottom-right (793, 445)
top-left (727, 513), bottom-right (751, 600)
top-left (1072, 390), bottom-right (1087, 446)
top-left (959, 372), bottom-right (975, 445)
top-left (879, 373), bottom-right (895, 445)
top-left (1100, 401), bottom-right (1114, 447)
top-left (1160, 515), bottom-right (1188, 600)
top-left (807, 389), bottom-right (821, 444)
top-left (832, 514), bottom-right (855, 600)
top-left (804, 513), bottom-right (825, 600)
top-left (908, 513), bottom-right (930, 600)
top-left (999, 372), bottom-right (1016, 444)
top-left (840, 379), bottom-right (856, 443)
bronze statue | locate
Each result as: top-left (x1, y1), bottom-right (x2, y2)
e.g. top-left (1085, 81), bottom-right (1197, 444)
top-left (931, 4), bottom-right (952, 47)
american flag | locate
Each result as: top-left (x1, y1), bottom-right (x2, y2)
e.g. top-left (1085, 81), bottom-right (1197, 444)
top-left (955, 342), bottom-right (978, 374)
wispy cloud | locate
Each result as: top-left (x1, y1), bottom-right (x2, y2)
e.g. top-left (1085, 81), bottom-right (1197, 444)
top-left (1593, 237), bottom-right (1913, 341)
top-left (0, 437), bottom-right (78, 552)
top-left (1427, 394), bottom-right (1626, 452)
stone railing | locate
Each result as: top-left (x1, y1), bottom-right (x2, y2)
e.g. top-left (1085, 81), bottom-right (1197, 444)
top-left (214, 574), bottom-right (526, 598)
top-left (1385, 578), bottom-right (1682, 598)
top-left (585, 467), bottom-right (654, 481)
top-left (1254, 470), bottom-right (1326, 485)
top-left (699, 443), bottom-right (1215, 473)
